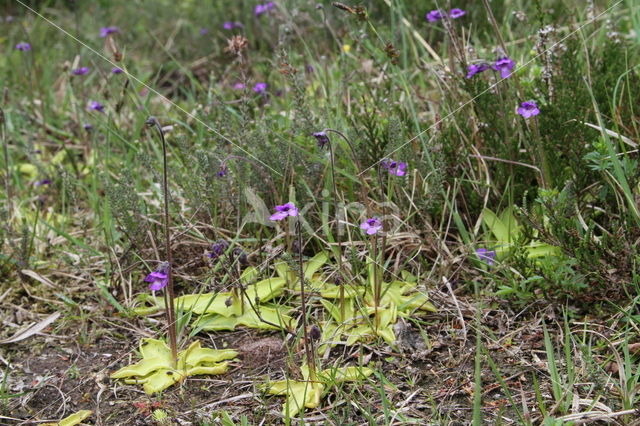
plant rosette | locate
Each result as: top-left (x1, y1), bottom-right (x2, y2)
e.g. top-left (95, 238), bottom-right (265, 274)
top-left (111, 338), bottom-right (238, 394)
top-left (265, 364), bottom-right (374, 418)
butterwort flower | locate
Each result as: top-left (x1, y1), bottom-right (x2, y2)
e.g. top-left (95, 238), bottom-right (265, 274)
top-left (449, 8), bottom-right (466, 19)
top-left (255, 2), bottom-right (275, 17)
top-left (312, 131), bottom-right (330, 149)
top-left (253, 82), bottom-right (268, 94)
top-left (15, 42), bottom-right (31, 51)
top-left (360, 217), bottom-right (382, 235)
top-left (232, 82), bottom-right (246, 90)
top-left (517, 101), bottom-right (540, 118)
top-left (476, 248), bottom-right (496, 265)
top-left (72, 67), bottom-right (90, 76)
top-left (83, 123), bottom-right (93, 131)
top-left (34, 179), bottom-right (51, 187)
top-left (216, 164), bottom-right (228, 177)
top-left (381, 159), bottom-right (408, 176)
top-left (466, 63), bottom-right (490, 78)
top-left (270, 202), bottom-right (298, 221)
top-left (426, 10), bottom-right (444, 22)
top-left (88, 101), bottom-right (104, 112)
top-left (111, 67), bottom-right (123, 74)
top-left (208, 239), bottom-right (229, 259)
top-left (99, 26), bottom-right (120, 37)
top-left (493, 57), bottom-right (516, 78)
top-left (199, 28), bottom-right (209, 35)
top-left (144, 262), bottom-right (170, 291)
top-left (223, 22), bottom-right (243, 30)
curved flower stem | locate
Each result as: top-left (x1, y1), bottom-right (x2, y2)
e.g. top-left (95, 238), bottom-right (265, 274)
top-left (296, 219), bottom-right (316, 381)
top-left (146, 117), bottom-right (178, 366)
top-left (323, 128), bottom-right (371, 212)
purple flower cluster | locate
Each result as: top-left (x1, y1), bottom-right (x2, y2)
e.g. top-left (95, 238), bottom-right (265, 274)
top-left (15, 42), bottom-right (31, 51)
top-left (270, 202), bottom-right (298, 221)
top-left (255, 2), bottom-right (275, 17)
top-left (208, 239), bottom-right (229, 259)
top-left (381, 159), bottom-right (408, 176)
top-left (144, 262), bottom-right (170, 291)
top-left (465, 57), bottom-right (516, 79)
top-left (517, 101), bottom-right (540, 118)
top-left (99, 26), bottom-right (120, 38)
top-left (111, 67), bottom-right (124, 74)
top-left (426, 8), bottom-right (466, 22)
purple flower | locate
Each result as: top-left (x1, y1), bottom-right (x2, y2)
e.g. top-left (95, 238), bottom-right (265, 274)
top-left (72, 67), bottom-right (90, 76)
top-left (99, 26), bottom-right (120, 38)
top-left (426, 10), bottom-right (444, 22)
top-left (5, 16), bottom-right (15, 23)
top-left (270, 202), bottom-right (299, 221)
top-left (216, 164), bottom-right (228, 177)
top-left (208, 239), bottom-right (229, 259)
top-left (232, 82), bottom-right (246, 90)
top-left (517, 101), bottom-right (540, 118)
top-left (199, 28), bottom-right (209, 35)
top-left (255, 2), bottom-right (275, 17)
top-left (449, 8), bottom-right (466, 19)
top-left (466, 63), bottom-right (490, 79)
top-left (83, 123), bottom-right (93, 131)
top-left (34, 179), bottom-right (51, 187)
top-left (223, 22), bottom-right (243, 30)
top-left (493, 57), bottom-right (516, 79)
top-left (144, 262), bottom-right (170, 291)
top-left (360, 217), bottom-right (382, 235)
top-left (253, 82), bottom-right (268, 94)
top-left (15, 42), bottom-right (31, 51)
top-left (88, 101), bottom-right (104, 112)
top-left (111, 67), bottom-right (123, 74)
top-left (312, 131), bottom-right (330, 149)
top-left (476, 248), bottom-right (496, 265)
top-left (380, 159), bottom-right (408, 176)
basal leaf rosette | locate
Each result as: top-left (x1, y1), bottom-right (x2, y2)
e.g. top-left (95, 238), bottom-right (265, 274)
top-left (266, 364), bottom-right (374, 418)
top-left (110, 338), bottom-right (238, 394)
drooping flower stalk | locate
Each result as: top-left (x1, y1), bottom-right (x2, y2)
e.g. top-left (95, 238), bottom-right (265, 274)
top-left (145, 116), bottom-right (178, 365)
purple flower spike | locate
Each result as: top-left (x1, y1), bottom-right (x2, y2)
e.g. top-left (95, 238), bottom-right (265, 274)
top-left (270, 202), bottom-right (299, 221)
top-left (111, 67), bottom-right (124, 74)
top-left (450, 8), bottom-right (466, 19)
top-left (360, 217), bottom-right (382, 235)
top-left (426, 10), bottom-right (444, 22)
top-left (72, 67), bottom-right (90, 76)
top-left (312, 131), bottom-right (330, 149)
top-left (476, 248), bottom-right (496, 266)
top-left (253, 82), bottom-right (268, 94)
top-left (466, 63), bottom-right (490, 79)
top-left (88, 101), bottom-right (104, 112)
top-left (493, 57), bottom-right (516, 79)
top-left (255, 2), bottom-right (275, 17)
top-left (144, 262), bottom-right (170, 291)
top-left (517, 101), bottom-right (540, 118)
top-left (99, 26), bottom-right (120, 38)
top-left (15, 42), bottom-right (31, 51)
